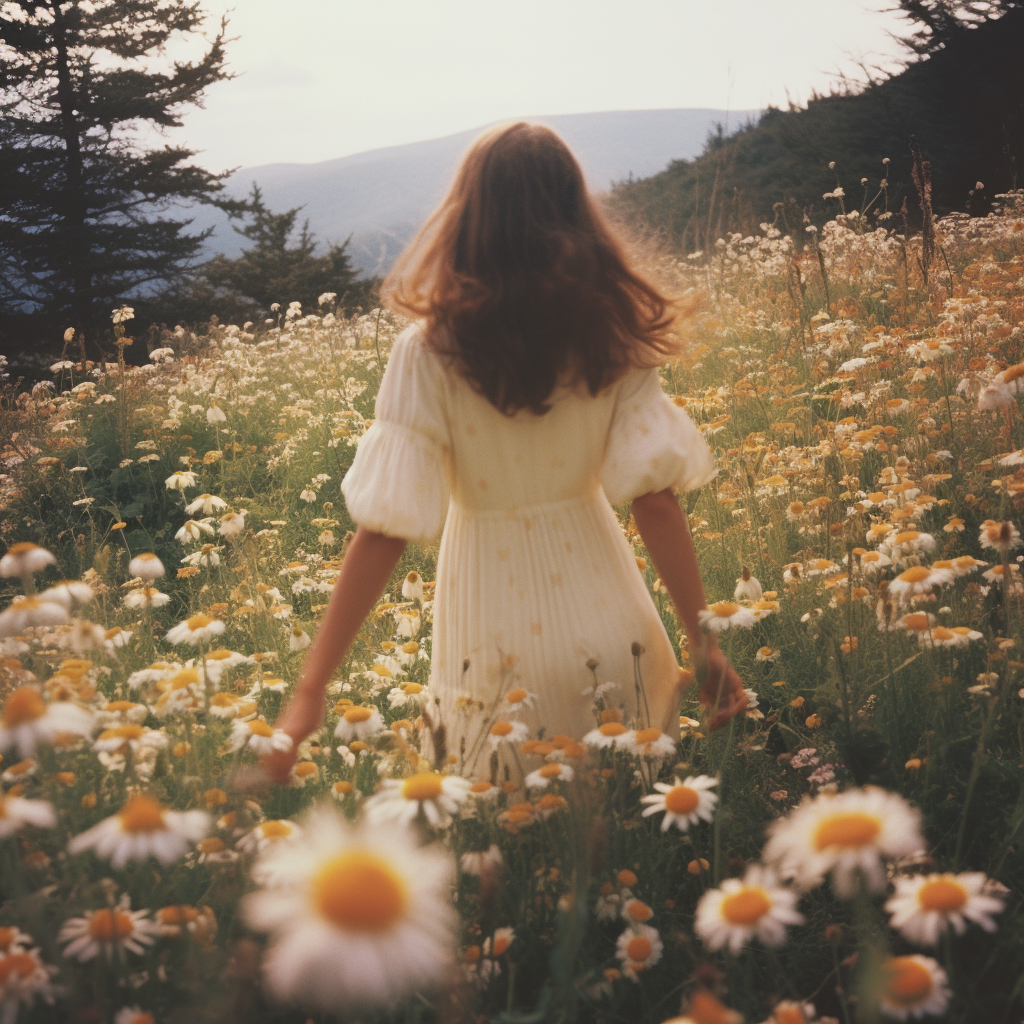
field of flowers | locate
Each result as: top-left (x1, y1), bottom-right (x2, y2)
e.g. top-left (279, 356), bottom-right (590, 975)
top-left (0, 189), bottom-right (1022, 1024)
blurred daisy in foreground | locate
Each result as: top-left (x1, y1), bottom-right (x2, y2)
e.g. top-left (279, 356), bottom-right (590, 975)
top-left (0, 686), bottom-right (94, 758)
top-left (68, 793), bottom-right (209, 867)
top-left (239, 819), bottom-right (303, 857)
top-left (241, 804), bottom-right (457, 1010)
top-left (127, 552), bottom-right (165, 581)
top-left (58, 895), bottom-right (156, 962)
top-left (0, 596), bottom-right (69, 638)
top-left (334, 706), bottom-right (385, 744)
top-left (694, 864), bottom-right (804, 954)
top-left (0, 944), bottom-right (57, 1011)
top-left (364, 772), bottom-right (472, 828)
top-left (165, 613), bottom-right (224, 645)
top-left (884, 871), bottom-right (1004, 946)
top-left (0, 541), bottom-right (57, 581)
top-left (640, 776), bottom-right (717, 832)
top-left (0, 792), bottom-right (56, 838)
top-left (525, 763), bottom-right (574, 790)
top-left (582, 721), bottom-right (631, 750)
top-left (762, 786), bottom-right (924, 897)
top-left (624, 727), bottom-right (676, 758)
top-left (878, 955), bottom-right (950, 1021)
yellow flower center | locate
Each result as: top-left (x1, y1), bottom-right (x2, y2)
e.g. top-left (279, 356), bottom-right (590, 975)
top-left (6, 542), bottom-right (39, 556)
top-left (0, 953), bottom-right (39, 984)
top-left (664, 785), bottom-right (700, 815)
top-left (470, 781), bottom-right (494, 794)
top-left (311, 851), bottom-right (408, 931)
top-left (917, 876), bottom-right (968, 912)
top-left (119, 794), bottom-right (167, 833)
top-left (899, 566), bottom-right (932, 583)
top-left (333, 781), bottom-right (353, 795)
top-left (598, 722), bottom-right (628, 737)
top-left (402, 683), bottom-right (423, 695)
top-left (0, 927), bottom-right (17, 951)
top-left (260, 820), bottom-right (293, 839)
top-left (885, 957), bottom-right (935, 1005)
top-left (626, 900), bottom-right (653, 922)
top-left (814, 811), bottom-right (881, 850)
top-left (101, 724), bottom-right (144, 741)
top-left (505, 688), bottom-right (528, 703)
top-left (88, 909), bottom-right (136, 941)
top-left (539, 764), bottom-right (563, 779)
top-left (902, 613), bottom-right (932, 632)
top-left (709, 601), bottom-right (739, 617)
top-left (294, 761), bottom-right (318, 777)
top-left (490, 721), bottom-right (514, 736)
top-left (344, 706), bottom-right (373, 723)
top-left (720, 887), bottom-right (772, 925)
top-left (634, 728), bottom-right (662, 745)
top-left (625, 935), bottom-right (653, 962)
top-left (402, 773), bottom-right (443, 801)
top-left (893, 531), bottom-right (919, 545)
top-left (104, 701), bottom-right (136, 712)
top-left (2, 687), bottom-right (46, 727)
top-left (247, 720), bottom-right (274, 737)
top-left (185, 613), bottom-right (213, 631)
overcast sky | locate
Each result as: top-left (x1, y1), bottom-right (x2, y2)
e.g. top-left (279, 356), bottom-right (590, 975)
top-left (157, 0), bottom-right (912, 173)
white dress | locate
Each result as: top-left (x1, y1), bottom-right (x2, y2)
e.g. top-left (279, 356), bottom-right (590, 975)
top-left (341, 323), bottom-right (717, 779)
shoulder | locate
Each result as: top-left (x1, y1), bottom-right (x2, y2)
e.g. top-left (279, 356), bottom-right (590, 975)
top-left (614, 363), bottom-right (664, 406)
top-left (389, 321), bottom-right (448, 377)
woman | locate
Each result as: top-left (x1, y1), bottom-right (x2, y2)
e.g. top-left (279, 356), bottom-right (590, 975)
top-left (264, 122), bottom-right (746, 783)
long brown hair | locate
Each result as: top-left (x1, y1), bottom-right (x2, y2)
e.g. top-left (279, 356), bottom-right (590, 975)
top-left (382, 122), bottom-right (681, 415)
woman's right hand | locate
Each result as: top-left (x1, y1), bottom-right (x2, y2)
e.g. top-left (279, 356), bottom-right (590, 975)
top-left (261, 683), bottom-right (325, 784)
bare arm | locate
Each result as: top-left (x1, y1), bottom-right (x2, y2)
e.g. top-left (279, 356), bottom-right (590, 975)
top-left (262, 525), bottom-right (407, 781)
top-left (631, 487), bottom-right (748, 731)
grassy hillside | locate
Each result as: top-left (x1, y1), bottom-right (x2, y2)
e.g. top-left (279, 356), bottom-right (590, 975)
top-left (609, 8), bottom-right (1024, 254)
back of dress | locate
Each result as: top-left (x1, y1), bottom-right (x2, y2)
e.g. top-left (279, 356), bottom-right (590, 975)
top-left (342, 324), bottom-right (717, 779)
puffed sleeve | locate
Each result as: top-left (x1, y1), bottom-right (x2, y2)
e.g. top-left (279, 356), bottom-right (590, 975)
top-left (340, 324), bottom-right (452, 544)
top-left (600, 366), bottom-right (717, 506)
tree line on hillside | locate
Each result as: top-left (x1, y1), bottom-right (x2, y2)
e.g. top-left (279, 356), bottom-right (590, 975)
top-left (609, 0), bottom-right (1024, 255)
top-left (0, 0), bottom-right (373, 371)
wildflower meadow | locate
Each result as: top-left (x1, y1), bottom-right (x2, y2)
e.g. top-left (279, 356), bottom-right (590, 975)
top-left (1, 189), bottom-right (1023, 1024)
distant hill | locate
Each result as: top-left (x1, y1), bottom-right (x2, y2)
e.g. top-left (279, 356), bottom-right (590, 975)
top-left (608, 9), bottom-right (1024, 254)
top-left (182, 109), bottom-right (760, 275)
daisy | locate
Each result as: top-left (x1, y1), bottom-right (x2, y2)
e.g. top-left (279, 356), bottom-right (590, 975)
top-left (884, 872), bottom-right (1005, 946)
top-left (58, 895), bottom-right (156, 962)
top-left (68, 793), bottom-right (210, 867)
top-left (0, 945), bottom-right (57, 1012)
top-left (165, 613), bottom-right (225, 645)
top-left (0, 687), bottom-right (94, 757)
top-left (733, 568), bottom-right (763, 602)
top-left (697, 601), bottom-right (756, 632)
top-left (387, 682), bottom-right (429, 710)
top-left (37, 579), bottom-right (94, 608)
top-left (640, 776), bottom-right (718, 832)
top-left (624, 727), bottom-right (677, 758)
top-left (334, 706), bottom-right (385, 743)
top-left (762, 786), bottom-right (925, 897)
top-left (0, 542), bottom-right (56, 580)
top-left (460, 844), bottom-right (503, 875)
top-left (288, 626), bottom-right (311, 651)
top-left (218, 511), bottom-right (246, 540)
top-left (0, 596), bottom-right (69, 638)
top-left (694, 864), bottom-right (804, 954)
top-left (164, 470), bottom-right (198, 492)
top-left (763, 1001), bottom-right (817, 1024)
top-left (487, 720), bottom-right (530, 750)
top-left (503, 687), bottom-right (539, 712)
top-left (229, 718), bottom-right (293, 756)
top-left (123, 586), bottom-right (170, 610)
top-left (525, 763), bottom-right (574, 790)
top-left (114, 1010), bottom-right (156, 1024)
top-left (582, 721), bottom-right (632, 750)
top-left (880, 529), bottom-right (936, 561)
top-left (878, 955), bottom-right (950, 1020)
top-left (887, 565), bottom-right (954, 603)
top-left (185, 493), bottom-right (227, 516)
top-left (978, 519), bottom-right (1022, 555)
top-left (241, 804), bottom-right (457, 1010)
top-left (364, 773), bottom-right (473, 829)
top-left (238, 819), bottom-right (303, 855)
top-left (174, 519), bottom-right (215, 544)
top-left (127, 553), bottom-right (165, 581)
top-left (614, 923), bottom-right (662, 980)
top-left (0, 792), bottom-right (57, 838)
top-left (401, 571), bottom-right (424, 602)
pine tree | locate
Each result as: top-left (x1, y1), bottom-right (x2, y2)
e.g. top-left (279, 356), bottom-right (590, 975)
top-left (0, 0), bottom-right (246, 355)
top-left (201, 182), bottom-right (365, 314)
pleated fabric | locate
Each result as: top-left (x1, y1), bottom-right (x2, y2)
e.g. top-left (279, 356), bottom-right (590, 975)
top-left (341, 323), bottom-right (718, 779)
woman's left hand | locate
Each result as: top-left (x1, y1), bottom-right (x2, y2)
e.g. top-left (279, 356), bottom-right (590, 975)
top-left (693, 641), bottom-right (748, 731)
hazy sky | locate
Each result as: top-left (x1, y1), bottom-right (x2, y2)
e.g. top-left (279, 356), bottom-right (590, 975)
top-left (157, 0), bottom-right (912, 173)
